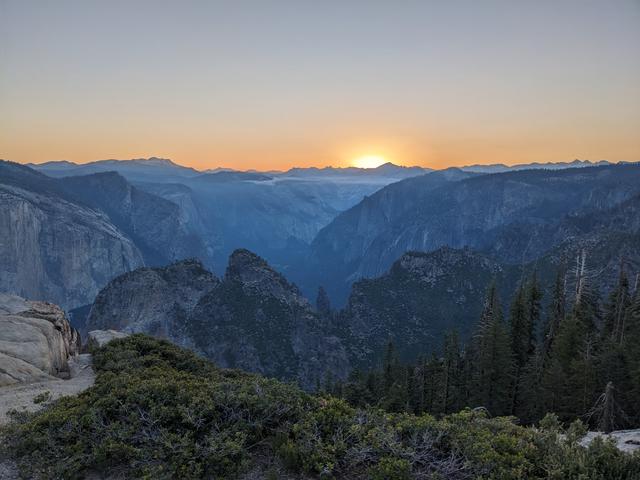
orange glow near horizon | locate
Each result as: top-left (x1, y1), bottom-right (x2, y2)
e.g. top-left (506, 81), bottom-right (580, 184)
top-left (351, 155), bottom-right (387, 169)
top-left (5, 129), bottom-right (639, 172)
top-left (2, 2), bottom-right (639, 172)
top-left (5, 138), bottom-right (640, 172)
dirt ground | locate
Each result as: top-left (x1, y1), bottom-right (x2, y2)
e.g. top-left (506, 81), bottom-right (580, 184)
top-left (0, 353), bottom-right (95, 425)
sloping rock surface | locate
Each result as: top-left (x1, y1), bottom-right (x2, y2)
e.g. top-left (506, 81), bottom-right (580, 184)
top-left (85, 253), bottom-right (350, 389)
top-left (0, 293), bottom-right (80, 386)
top-left (87, 330), bottom-right (130, 349)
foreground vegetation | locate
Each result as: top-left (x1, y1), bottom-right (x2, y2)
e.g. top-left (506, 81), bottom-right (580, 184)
top-left (1, 335), bottom-right (639, 479)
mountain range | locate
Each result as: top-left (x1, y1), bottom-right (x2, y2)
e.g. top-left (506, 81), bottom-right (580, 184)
top-left (2, 157), bottom-right (640, 385)
top-left (307, 163), bottom-right (640, 303)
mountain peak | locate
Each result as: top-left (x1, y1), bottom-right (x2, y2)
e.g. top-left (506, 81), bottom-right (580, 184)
top-left (225, 249), bottom-right (306, 306)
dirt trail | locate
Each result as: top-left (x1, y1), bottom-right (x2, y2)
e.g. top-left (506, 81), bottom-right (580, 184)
top-left (0, 353), bottom-right (94, 425)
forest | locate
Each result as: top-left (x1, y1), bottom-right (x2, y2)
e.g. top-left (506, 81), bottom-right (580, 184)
top-left (328, 258), bottom-right (640, 432)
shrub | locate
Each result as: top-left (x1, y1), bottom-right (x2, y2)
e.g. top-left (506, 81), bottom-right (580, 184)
top-left (1, 335), bottom-right (638, 479)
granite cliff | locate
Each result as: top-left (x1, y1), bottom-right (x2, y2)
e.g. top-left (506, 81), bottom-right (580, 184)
top-left (0, 162), bottom-right (144, 309)
top-left (85, 251), bottom-right (350, 389)
top-left (309, 164), bottom-right (640, 303)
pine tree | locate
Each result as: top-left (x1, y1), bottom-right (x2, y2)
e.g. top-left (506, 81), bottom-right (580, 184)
top-left (509, 274), bottom-right (543, 415)
top-left (509, 284), bottom-right (528, 370)
top-left (423, 353), bottom-right (442, 413)
top-left (602, 265), bottom-right (631, 344)
top-left (383, 340), bottom-right (397, 394)
top-left (441, 330), bottom-right (462, 414)
top-left (516, 350), bottom-right (545, 422)
top-left (470, 282), bottom-right (514, 416)
top-left (542, 268), bottom-right (566, 365)
top-left (524, 272), bottom-right (543, 356)
top-left (622, 285), bottom-right (640, 424)
top-left (316, 286), bottom-right (331, 318)
top-left (330, 263), bottom-right (640, 429)
top-left (409, 356), bottom-right (426, 413)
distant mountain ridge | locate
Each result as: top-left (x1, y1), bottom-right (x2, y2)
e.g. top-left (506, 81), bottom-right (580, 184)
top-left (0, 161), bottom-right (208, 309)
top-left (305, 164), bottom-right (640, 303)
top-left (460, 158), bottom-right (614, 173)
top-left (5, 157), bottom-right (639, 317)
top-left (25, 156), bottom-right (625, 179)
top-left (0, 161), bottom-right (144, 309)
top-left (28, 157), bottom-right (200, 182)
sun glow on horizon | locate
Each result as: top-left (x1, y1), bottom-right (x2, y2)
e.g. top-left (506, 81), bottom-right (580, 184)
top-left (351, 154), bottom-right (387, 169)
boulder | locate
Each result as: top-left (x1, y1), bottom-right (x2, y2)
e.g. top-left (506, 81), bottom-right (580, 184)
top-left (87, 330), bottom-right (129, 349)
top-left (0, 293), bottom-right (80, 386)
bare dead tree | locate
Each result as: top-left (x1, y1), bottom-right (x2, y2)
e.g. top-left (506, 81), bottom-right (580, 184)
top-left (585, 382), bottom-right (629, 433)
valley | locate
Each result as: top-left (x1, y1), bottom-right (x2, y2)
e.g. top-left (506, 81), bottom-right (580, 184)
top-left (1, 158), bottom-right (640, 478)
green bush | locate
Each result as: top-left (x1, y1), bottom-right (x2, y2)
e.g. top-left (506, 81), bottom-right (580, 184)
top-left (1, 335), bottom-right (638, 479)
top-left (32, 391), bottom-right (51, 404)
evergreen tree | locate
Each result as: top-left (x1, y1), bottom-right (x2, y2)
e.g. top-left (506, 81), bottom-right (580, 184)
top-left (343, 369), bottom-right (376, 407)
top-left (509, 274), bottom-right (543, 415)
top-left (622, 283), bottom-right (640, 424)
top-left (470, 282), bottom-right (514, 416)
top-left (524, 273), bottom-right (543, 356)
top-left (409, 356), bottom-right (427, 413)
top-left (383, 340), bottom-right (398, 394)
top-left (602, 265), bottom-right (631, 344)
top-left (542, 268), bottom-right (566, 365)
top-left (440, 330), bottom-right (462, 414)
top-left (331, 265), bottom-right (640, 429)
top-left (516, 350), bottom-right (545, 422)
top-left (316, 286), bottom-right (331, 318)
top-left (423, 353), bottom-right (442, 414)
top-left (509, 284), bottom-right (528, 370)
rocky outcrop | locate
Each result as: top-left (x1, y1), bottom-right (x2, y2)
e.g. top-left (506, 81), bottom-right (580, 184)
top-left (87, 330), bottom-right (129, 349)
top-left (190, 250), bottom-right (350, 389)
top-left (61, 172), bottom-right (209, 266)
top-left (85, 251), bottom-right (350, 389)
top-left (85, 259), bottom-right (218, 348)
top-left (0, 293), bottom-right (80, 386)
top-left (341, 247), bottom-right (511, 368)
top-left (0, 161), bottom-right (144, 309)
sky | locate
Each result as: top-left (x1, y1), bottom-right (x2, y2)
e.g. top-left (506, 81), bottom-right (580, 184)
top-left (1, 0), bottom-right (639, 171)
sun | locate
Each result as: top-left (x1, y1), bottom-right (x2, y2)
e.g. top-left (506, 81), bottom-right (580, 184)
top-left (352, 154), bottom-right (387, 169)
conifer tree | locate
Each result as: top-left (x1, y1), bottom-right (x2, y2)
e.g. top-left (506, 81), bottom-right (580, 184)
top-left (332, 263), bottom-right (640, 429)
top-left (470, 282), bottom-right (514, 416)
top-left (524, 272), bottom-right (543, 356)
top-left (316, 286), bottom-right (332, 318)
top-left (509, 284), bottom-right (528, 370)
top-left (602, 265), bottom-right (631, 344)
top-left (516, 350), bottom-right (545, 422)
top-left (441, 330), bottom-right (462, 414)
top-left (383, 340), bottom-right (397, 394)
top-left (542, 268), bottom-right (566, 365)
top-left (622, 284), bottom-right (640, 424)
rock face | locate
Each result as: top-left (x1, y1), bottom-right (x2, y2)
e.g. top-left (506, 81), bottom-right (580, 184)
top-left (309, 164), bottom-right (640, 304)
top-left (61, 172), bottom-right (208, 267)
top-left (190, 250), bottom-right (350, 389)
top-left (341, 247), bottom-right (511, 368)
top-left (85, 251), bottom-right (350, 389)
top-left (0, 293), bottom-right (80, 386)
top-left (0, 161), bottom-right (144, 309)
top-left (85, 259), bottom-right (218, 348)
